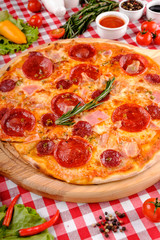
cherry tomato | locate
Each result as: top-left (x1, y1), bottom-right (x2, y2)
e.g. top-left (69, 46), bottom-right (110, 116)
top-left (49, 28), bottom-right (65, 39)
top-left (28, 0), bottom-right (41, 13)
top-left (141, 20), bottom-right (157, 33)
top-left (136, 31), bottom-right (152, 46)
top-left (142, 198), bottom-right (160, 222)
top-left (153, 30), bottom-right (160, 45)
top-left (28, 15), bottom-right (42, 28)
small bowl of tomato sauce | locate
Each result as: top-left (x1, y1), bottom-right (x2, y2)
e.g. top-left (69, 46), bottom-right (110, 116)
top-left (96, 11), bottom-right (129, 39)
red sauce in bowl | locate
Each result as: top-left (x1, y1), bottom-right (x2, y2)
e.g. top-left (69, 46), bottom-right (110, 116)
top-left (99, 16), bottom-right (125, 28)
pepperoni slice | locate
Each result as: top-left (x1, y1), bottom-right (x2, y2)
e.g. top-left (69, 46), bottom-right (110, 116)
top-left (72, 121), bottom-right (92, 138)
top-left (111, 54), bottom-right (123, 64)
top-left (56, 79), bottom-right (72, 89)
top-left (37, 140), bottom-right (55, 156)
top-left (145, 105), bottom-right (160, 119)
top-left (51, 92), bottom-right (85, 117)
top-left (41, 113), bottom-right (56, 127)
top-left (100, 149), bottom-right (121, 168)
top-left (69, 44), bottom-right (96, 61)
top-left (54, 136), bottom-right (92, 168)
top-left (112, 104), bottom-right (151, 132)
top-left (144, 74), bottom-right (160, 84)
top-left (119, 54), bottom-right (148, 75)
top-left (22, 55), bottom-right (53, 80)
top-left (0, 79), bottom-right (16, 92)
top-left (1, 108), bottom-right (36, 137)
top-left (0, 108), bottom-right (8, 120)
top-left (70, 64), bottom-right (99, 84)
top-left (91, 89), bottom-right (109, 102)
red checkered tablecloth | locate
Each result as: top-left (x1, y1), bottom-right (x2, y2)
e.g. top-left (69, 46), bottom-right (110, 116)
top-left (0, 0), bottom-right (160, 239)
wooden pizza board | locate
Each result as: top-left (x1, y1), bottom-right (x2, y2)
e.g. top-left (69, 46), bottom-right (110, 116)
top-left (0, 39), bottom-right (160, 203)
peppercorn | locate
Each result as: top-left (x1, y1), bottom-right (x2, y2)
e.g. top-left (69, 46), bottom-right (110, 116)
top-left (105, 233), bottom-right (109, 238)
top-left (122, 226), bottom-right (126, 231)
top-left (99, 216), bottom-right (102, 219)
top-left (105, 212), bottom-right (108, 215)
top-left (121, 0), bottom-right (143, 11)
top-left (100, 228), bottom-right (104, 233)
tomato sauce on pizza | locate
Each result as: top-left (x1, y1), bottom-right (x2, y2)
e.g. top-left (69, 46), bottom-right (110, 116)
top-left (0, 39), bottom-right (160, 184)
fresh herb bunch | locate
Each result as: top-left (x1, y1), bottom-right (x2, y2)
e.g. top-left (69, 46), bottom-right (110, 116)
top-left (61, 0), bottom-right (119, 39)
top-left (55, 77), bottom-right (115, 126)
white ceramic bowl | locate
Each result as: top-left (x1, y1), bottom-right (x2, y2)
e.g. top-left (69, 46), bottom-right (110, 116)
top-left (119, 0), bottom-right (145, 21)
top-left (146, 0), bottom-right (160, 23)
top-left (96, 11), bottom-right (129, 39)
top-left (64, 0), bottom-right (79, 9)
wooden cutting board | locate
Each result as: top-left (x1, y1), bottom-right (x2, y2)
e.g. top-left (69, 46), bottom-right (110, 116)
top-left (0, 39), bottom-right (160, 203)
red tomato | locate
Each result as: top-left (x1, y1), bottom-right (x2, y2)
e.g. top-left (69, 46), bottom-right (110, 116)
top-left (28, 15), bottom-right (42, 28)
top-left (49, 28), bottom-right (65, 39)
top-left (142, 198), bottom-right (160, 222)
top-left (141, 20), bottom-right (157, 33)
top-left (153, 30), bottom-right (160, 45)
top-left (28, 0), bottom-right (41, 13)
top-left (136, 31), bottom-right (152, 46)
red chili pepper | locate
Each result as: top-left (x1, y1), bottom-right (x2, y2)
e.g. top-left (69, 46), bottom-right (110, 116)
top-left (3, 194), bottom-right (20, 227)
top-left (19, 209), bottom-right (60, 237)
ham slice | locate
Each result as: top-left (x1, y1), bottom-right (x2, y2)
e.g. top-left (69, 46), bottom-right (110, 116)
top-left (83, 110), bottom-right (108, 126)
top-left (126, 60), bottom-right (140, 74)
top-left (152, 91), bottom-right (160, 103)
top-left (103, 50), bottom-right (112, 57)
top-left (22, 85), bottom-right (41, 96)
top-left (149, 121), bottom-right (160, 131)
top-left (24, 134), bottom-right (40, 143)
top-left (123, 141), bottom-right (140, 158)
top-left (99, 133), bottom-right (109, 147)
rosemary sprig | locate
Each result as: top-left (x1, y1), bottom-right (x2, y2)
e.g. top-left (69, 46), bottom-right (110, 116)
top-left (61, 0), bottom-right (119, 39)
top-left (55, 77), bottom-right (115, 126)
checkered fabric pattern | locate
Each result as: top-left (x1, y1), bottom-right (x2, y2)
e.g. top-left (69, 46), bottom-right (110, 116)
top-left (0, 0), bottom-right (160, 239)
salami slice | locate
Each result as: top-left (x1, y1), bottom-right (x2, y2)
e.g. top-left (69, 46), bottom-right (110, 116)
top-left (22, 55), bottom-right (53, 80)
top-left (72, 121), bottom-right (92, 138)
top-left (0, 79), bottom-right (16, 92)
top-left (144, 74), bottom-right (160, 84)
top-left (112, 103), bottom-right (151, 132)
top-left (70, 64), bottom-right (99, 84)
top-left (51, 92), bottom-right (85, 117)
top-left (37, 140), bottom-right (55, 155)
top-left (91, 89), bottom-right (109, 102)
top-left (145, 105), bottom-right (160, 119)
top-left (111, 54), bottom-right (123, 64)
top-left (1, 108), bottom-right (36, 137)
top-left (69, 44), bottom-right (96, 61)
top-left (0, 108), bottom-right (8, 120)
top-left (56, 79), bottom-right (72, 89)
top-left (41, 113), bottom-right (56, 127)
top-left (100, 149), bottom-right (121, 168)
top-left (119, 54), bottom-right (148, 75)
top-left (54, 136), bottom-right (92, 168)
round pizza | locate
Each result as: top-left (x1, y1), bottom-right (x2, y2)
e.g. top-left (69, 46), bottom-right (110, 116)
top-left (0, 38), bottom-right (160, 184)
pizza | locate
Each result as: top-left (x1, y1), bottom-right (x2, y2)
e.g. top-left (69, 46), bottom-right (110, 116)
top-left (0, 38), bottom-right (160, 184)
